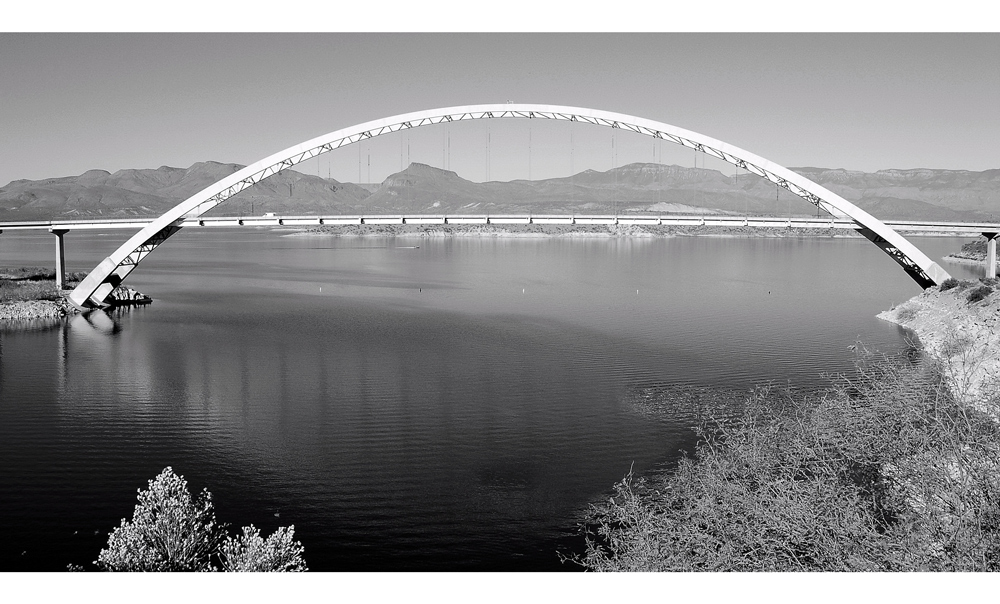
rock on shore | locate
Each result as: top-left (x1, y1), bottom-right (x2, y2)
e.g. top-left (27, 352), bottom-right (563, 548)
top-left (878, 279), bottom-right (1000, 412)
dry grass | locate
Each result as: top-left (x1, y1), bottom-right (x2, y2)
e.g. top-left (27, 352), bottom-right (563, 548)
top-left (0, 266), bottom-right (57, 280)
top-left (895, 306), bottom-right (918, 322)
top-left (0, 267), bottom-right (87, 302)
top-left (0, 280), bottom-right (63, 303)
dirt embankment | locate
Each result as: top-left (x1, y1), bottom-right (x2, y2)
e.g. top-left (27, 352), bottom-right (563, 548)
top-left (878, 279), bottom-right (1000, 413)
top-left (0, 298), bottom-right (78, 321)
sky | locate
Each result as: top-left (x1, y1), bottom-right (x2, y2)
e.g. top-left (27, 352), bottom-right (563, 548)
top-left (2, 29), bottom-right (999, 186)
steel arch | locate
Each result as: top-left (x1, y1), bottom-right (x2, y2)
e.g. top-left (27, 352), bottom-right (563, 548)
top-left (69, 103), bottom-right (950, 308)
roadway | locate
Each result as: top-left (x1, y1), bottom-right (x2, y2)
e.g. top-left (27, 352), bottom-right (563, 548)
top-left (2, 214), bottom-right (999, 234)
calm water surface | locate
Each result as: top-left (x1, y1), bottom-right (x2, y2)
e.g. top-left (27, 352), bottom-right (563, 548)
top-left (0, 229), bottom-right (983, 571)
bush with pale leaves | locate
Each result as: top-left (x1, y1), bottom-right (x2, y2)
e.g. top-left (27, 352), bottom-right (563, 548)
top-left (95, 467), bottom-right (306, 572)
top-left (221, 525), bottom-right (307, 572)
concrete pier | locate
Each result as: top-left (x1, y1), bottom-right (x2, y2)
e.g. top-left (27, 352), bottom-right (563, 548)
top-left (986, 233), bottom-right (998, 278)
top-left (50, 228), bottom-right (68, 290)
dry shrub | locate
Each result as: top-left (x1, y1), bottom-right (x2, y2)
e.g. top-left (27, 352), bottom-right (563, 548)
top-left (939, 278), bottom-right (960, 292)
top-left (940, 334), bottom-right (974, 357)
top-left (578, 349), bottom-right (1000, 571)
top-left (967, 285), bottom-right (993, 304)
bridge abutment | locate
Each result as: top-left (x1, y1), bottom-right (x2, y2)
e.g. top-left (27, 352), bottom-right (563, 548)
top-left (49, 228), bottom-right (68, 290)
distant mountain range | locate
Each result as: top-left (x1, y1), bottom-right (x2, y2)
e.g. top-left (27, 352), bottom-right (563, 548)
top-left (2, 161), bottom-right (998, 223)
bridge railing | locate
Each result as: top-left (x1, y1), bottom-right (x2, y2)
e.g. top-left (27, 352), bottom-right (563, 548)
top-left (4, 215), bottom-right (1000, 232)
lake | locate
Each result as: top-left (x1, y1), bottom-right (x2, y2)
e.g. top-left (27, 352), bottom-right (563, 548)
top-left (0, 229), bottom-right (984, 571)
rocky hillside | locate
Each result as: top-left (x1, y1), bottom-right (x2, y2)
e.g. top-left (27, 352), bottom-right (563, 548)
top-left (796, 167), bottom-right (1000, 218)
top-left (879, 278), bottom-right (1000, 413)
top-left (0, 162), bottom-right (371, 221)
top-left (1, 161), bottom-right (997, 222)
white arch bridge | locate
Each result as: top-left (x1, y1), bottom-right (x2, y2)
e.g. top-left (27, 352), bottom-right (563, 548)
top-left (66, 103), bottom-right (957, 308)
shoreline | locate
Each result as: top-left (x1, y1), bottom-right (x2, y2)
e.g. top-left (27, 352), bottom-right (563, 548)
top-left (942, 253), bottom-right (987, 266)
top-left (0, 285), bottom-right (147, 325)
top-left (0, 298), bottom-right (79, 322)
top-left (878, 279), bottom-right (1000, 414)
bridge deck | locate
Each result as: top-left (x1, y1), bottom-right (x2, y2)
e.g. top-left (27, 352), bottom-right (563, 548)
top-left (2, 214), bottom-right (999, 233)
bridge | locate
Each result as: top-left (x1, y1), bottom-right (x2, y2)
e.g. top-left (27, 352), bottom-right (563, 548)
top-left (4, 213), bottom-right (998, 291)
top-left (1, 103), bottom-right (994, 306)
